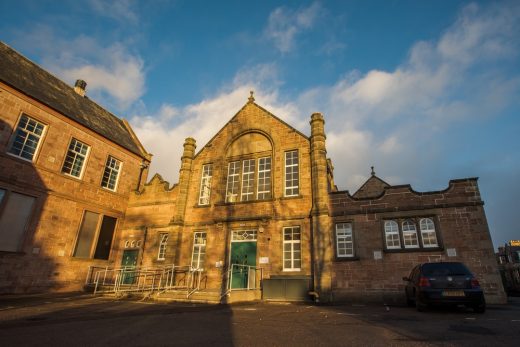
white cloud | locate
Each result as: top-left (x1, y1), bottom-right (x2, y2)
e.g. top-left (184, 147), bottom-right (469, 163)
top-left (132, 2), bottom-right (519, 198)
top-left (264, 2), bottom-right (322, 53)
top-left (88, 0), bottom-right (139, 24)
top-left (13, 27), bottom-right (146, 111)
top-left (55, 44), bottom-right (145, 110)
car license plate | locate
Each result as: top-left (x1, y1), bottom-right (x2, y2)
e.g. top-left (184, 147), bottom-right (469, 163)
top-left (442, 290), bottom-right (465, 297)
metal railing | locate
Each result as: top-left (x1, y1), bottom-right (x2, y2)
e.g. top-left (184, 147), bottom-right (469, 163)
top-left (86, 264), bottom-right (205, 297)
top-left (222, 264), bottom-right (263, 298)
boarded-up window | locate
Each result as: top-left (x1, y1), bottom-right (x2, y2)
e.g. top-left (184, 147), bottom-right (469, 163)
top-left (0, 190), bottom-right (36, 252)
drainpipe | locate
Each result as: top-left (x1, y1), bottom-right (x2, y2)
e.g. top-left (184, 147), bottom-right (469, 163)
top-left (136, 161), bottom-right (149, 191)
top-left (139, 227), bottom-right (148, 267)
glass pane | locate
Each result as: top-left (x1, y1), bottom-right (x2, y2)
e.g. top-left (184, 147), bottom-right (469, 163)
top-left (93, 216), bottom-right (117, 260)
top-left (73, 211), bottom-right (99, 258)
top-left (0, 192), bottom-right (36, 252)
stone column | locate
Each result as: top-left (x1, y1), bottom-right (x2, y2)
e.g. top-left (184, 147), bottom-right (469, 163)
top-left (171, 137), bottom-right (196, 225)
top-left (309, 113), bottom-right (333, 302)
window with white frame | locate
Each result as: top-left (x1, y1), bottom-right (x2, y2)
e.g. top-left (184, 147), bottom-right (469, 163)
top-left (384, 220), bottom-right (401, 249)
top-left (257, 157), bottom-right (272, 200)
top-left (225, 157), bottom-right (272, 202)
top-left (232, 230), bottom-right (258, 241)
top-left (420, 218), bottom-right (438, 248)
top-left (226, 161), bottom-right (240, 202)
top-left (283, 226), bottom-right (301, 271)
top-left (157, 233), bottom-right (168, 260)
top-left (383, 218), bottom-right (440, 251)
top-left (191, 232), bottom-right (207, 270)
top-left (402, 220), bottom-right (419, 248)
top-left (101, 156), bottom-right (122, 191)
top-left (241, 159), bottom-right (255, 201)
top-left (336, 223), bottom-right (354, 258)
top-left (198, 164), bottom-right (213, 205)
top-left (0, 189), bottom-right (36, 252)
top-left (8, 114), bottom-right (46, 161)
top-left (284, 150), bottom-right (299, 196)
top-left (62, 138), bottom-right (90, 178)
top-left (73, 211), bottom-right (117, 260)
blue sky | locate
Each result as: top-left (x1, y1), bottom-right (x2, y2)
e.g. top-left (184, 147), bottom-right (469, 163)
top-left (1, 0), bottom-right (519, 249)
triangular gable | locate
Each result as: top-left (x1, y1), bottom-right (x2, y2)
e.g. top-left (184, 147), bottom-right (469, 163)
top-left (194, 98), bottom-right (308, 159)
top-left (352, 174), bottom-right (390, 199)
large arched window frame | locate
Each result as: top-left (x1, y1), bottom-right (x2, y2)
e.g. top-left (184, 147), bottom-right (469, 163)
top-left (222, 131), bottom-right (274, 203)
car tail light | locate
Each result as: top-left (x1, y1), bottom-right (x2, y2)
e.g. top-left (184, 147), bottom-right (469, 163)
top-left (418, 276), bottom-right (431, 287)
top-left (471, 278), bottom-right (481, 288)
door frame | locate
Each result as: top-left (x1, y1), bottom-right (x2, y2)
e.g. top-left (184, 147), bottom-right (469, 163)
top-left (228, 229), bottom-right (258, 290)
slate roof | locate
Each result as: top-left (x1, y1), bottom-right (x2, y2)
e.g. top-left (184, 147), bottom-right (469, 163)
top-left (0, 41), bottom-right (147, 158)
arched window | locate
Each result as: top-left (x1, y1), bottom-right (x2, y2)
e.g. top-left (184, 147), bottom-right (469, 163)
top-left (420, 218), bottom-right (438, 247)
top-left (223, 132), bottom-right (273, 203)
top-left (402, 220), bottom-right (419, 248)
top-left (384, 220), bottom-right (401, 249)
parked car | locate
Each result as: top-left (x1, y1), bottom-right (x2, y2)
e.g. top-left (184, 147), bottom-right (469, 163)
top-left (403, 262), bottom-right (486, 313)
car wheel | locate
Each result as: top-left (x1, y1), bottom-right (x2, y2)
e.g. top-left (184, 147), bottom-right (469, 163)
top-left (473, 300), bottom-right (486, 313)
top-left (415, 293), bottom-right (427, 312)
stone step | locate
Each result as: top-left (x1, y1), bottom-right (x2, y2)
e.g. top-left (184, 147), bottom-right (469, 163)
top-left (154, 289), bottom-right (222, 304)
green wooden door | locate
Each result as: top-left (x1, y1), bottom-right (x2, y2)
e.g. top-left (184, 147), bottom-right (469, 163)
top-left (121, 249), bottom-right (139, 284)
top-left (230, 242), bottom-right (257, 289)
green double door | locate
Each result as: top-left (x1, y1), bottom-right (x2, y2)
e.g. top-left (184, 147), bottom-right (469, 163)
top-left (121, 249), bottom-right (139, 284)
top-left (230, 242), bottom-right (257, 289)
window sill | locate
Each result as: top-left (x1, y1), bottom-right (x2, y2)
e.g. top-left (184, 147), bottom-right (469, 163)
top-left (384, 246), bottom-right (444, 253)
top-left (280, 194), bottom-right (303, 200)
top-left (335, 256), bottom-right (360, 262)
top-left (214, 198), bottom-right (274, 206)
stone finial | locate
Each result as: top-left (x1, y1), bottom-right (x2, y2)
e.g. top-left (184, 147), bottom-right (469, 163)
top-left (248, 90), bottom-right (255, 103)
top-left (371, 166), bottom-right (375, 176)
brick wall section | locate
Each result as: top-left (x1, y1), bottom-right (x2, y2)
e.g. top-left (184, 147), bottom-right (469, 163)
top-left (0, 82), bottom-right (147, 293)
top-left (329, 178), bottom-right (507, 304)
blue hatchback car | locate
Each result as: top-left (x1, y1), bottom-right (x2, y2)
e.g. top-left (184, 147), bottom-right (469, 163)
top-left (403, 262), bottom-right (486, 313)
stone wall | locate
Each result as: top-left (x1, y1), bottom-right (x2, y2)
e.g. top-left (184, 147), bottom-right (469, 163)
top-left (0, 82), bottom-right (147, 293)
top-left (329, 179), bottom-right (507, 304)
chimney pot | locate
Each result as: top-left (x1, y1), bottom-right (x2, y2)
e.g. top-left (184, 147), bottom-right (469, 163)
top-left (74, 79), bottom-right (87, 97)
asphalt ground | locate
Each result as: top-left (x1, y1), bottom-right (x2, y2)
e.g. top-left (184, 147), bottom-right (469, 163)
top-left (0, 293), bottom-right (519, 346)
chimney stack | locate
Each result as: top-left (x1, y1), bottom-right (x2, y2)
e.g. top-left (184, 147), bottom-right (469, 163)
top-left (74, 79), bottom-right (87, 97)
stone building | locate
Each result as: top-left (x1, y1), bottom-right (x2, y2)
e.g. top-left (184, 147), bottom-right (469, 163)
top-left (497, 241), bottom-right (520, 294)
top-left (0, 42), bottom-right (151, 293)
top-left (119, 93), bottom-right (506, 304)
top-left (0, 41), bottom-right (506, 304)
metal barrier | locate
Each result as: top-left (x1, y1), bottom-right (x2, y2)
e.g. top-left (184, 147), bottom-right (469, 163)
top-left (222, 264), bottom-right (263, 296)
top-left (86, 264), bottom-right (205, 297)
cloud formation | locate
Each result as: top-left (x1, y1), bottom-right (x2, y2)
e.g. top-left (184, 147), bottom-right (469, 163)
top-left (88, 0), bottom-right (139, 24)
top-left (264, 2), bottom-right (322, 53)
top-left (132, 2), bottom-right (519, 196)
top-left (13, 27), bottom-right (146, 111)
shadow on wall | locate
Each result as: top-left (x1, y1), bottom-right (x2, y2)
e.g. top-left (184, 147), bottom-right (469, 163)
top-left (0, 117), bottom-right (59, 293)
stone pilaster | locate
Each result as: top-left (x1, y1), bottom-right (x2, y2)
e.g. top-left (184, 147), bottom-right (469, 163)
top-left (171, 137), bottom-right (196, 225)
top-left (309, 113), bottom-right (333, 302)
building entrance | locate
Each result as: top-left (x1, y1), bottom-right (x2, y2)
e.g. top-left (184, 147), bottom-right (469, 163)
top-left (121, 249), bottom-right (139, 284)
top-left (230, 230), bottom-right (257, 289)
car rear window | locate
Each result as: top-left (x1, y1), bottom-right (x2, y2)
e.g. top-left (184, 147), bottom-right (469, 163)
top-left (422, 263), bottom-right (471, 276)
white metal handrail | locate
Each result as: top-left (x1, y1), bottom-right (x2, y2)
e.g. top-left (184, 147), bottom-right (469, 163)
top-left (86, 264), bottom-right (203, 296)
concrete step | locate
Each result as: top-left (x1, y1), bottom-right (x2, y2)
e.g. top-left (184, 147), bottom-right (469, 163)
top-left (154, 289), bottom-right (222, 304)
